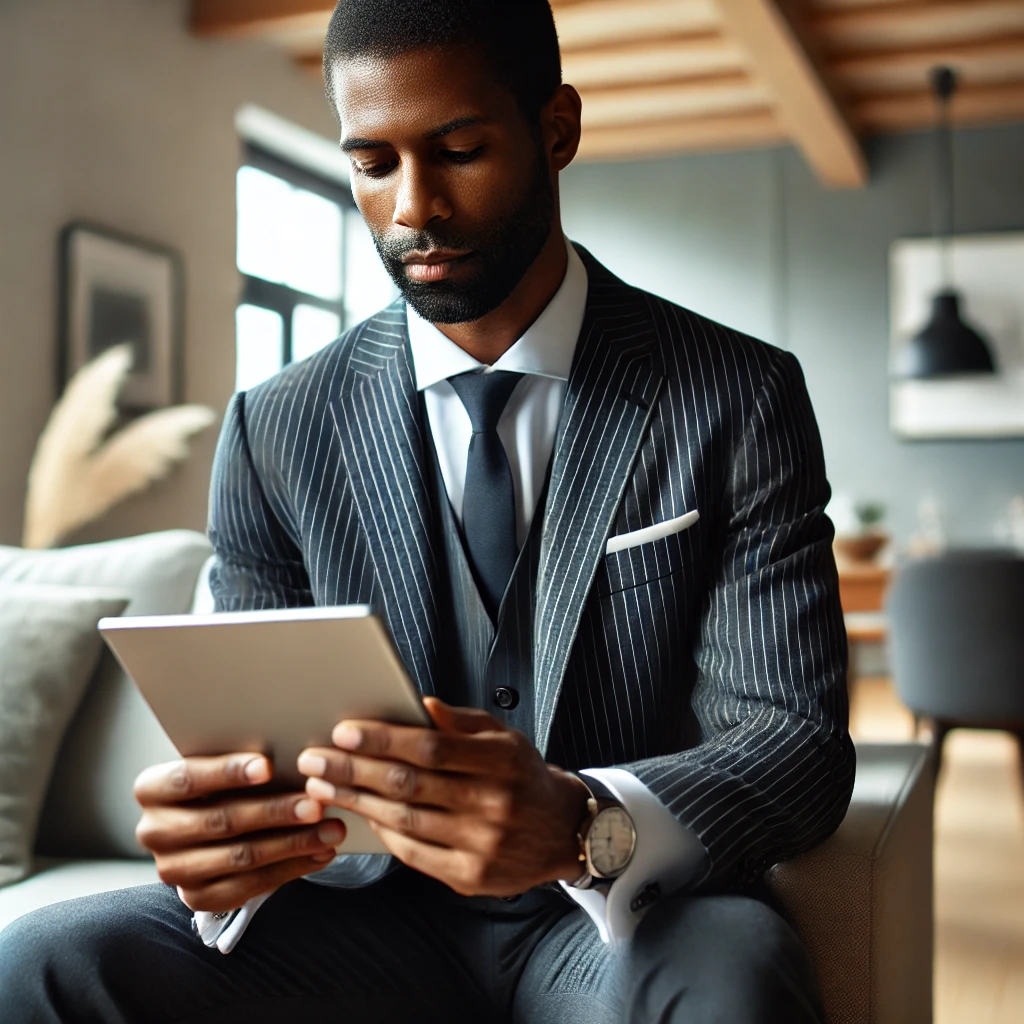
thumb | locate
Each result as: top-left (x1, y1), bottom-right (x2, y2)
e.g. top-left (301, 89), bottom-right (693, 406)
top-left (424, 697), bottom-right (504, 735)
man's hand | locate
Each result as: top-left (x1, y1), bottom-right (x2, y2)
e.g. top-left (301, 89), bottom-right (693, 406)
top-left (297, 698), bottom-right (590, 897)
top-left (134, 754), bottom-right (345, 913)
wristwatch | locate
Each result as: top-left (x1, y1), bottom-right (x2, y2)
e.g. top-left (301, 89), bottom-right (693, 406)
top-left (570, 774), bottom-right (637, 891)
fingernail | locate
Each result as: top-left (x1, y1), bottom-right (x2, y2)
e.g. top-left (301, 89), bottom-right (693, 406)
top-left (318, 821), bottom-right (345, 845)
top-left (306, 777), bottom-right (336, 801)
top-left (311, 851), bottom-right (337, 863)
top-left (297, 752), bottom-right (327, 778)
top-left (333, 724), bottom-right (362, 750)
top-left (294, 798), bottom-right (320, 822)
top-left (243, 757), bottom-right (270, 783)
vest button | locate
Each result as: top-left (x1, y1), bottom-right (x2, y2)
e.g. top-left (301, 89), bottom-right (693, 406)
top-left (493, 687), bottom-right (519, 711)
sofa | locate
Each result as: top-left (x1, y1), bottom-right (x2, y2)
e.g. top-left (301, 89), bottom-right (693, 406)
top-left (0, 530), bottom-right (933, 1024)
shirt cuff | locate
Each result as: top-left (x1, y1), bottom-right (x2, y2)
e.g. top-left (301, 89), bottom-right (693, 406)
top-left (189, 891), bottom-right (274, 954)
top-left (559, 767), bottom-right (708, 943)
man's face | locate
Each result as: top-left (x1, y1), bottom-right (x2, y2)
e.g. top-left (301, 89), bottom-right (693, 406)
top-left (331, 47), bottom-right (556, 324)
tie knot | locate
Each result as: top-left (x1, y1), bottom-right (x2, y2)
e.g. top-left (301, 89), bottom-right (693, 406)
top-left (448, 370), bottom-right (524, 434)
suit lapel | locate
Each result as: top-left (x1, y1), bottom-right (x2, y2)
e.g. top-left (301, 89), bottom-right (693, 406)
top-left (331, 302), bottom-right (439, 699)
top-left (534, 255), bottom-right (665, 756)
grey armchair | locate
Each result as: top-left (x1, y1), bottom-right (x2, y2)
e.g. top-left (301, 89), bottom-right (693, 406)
top-left (886, 550), bottom-right (1024, 782)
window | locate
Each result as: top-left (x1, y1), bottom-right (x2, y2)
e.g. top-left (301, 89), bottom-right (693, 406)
top-left (234, 145), bottom-right (396, 392)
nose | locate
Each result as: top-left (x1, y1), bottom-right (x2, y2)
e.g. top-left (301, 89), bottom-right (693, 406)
top-left (392, 160), bottom-right (452, 231)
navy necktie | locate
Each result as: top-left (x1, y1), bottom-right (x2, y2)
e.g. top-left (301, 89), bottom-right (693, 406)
top-left (448, 370), bottom-right (524, 619)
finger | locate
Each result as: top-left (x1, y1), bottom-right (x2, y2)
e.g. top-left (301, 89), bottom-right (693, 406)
top-left (371, 825), bottom-right (487, 896)
top-left (155, 820), bottom-right (346, 887)
top-left (423, 698), bottom-right (504, 735)
top-left (134, 754), bottom-right (271, 806)
top-left (137, 792), bottom-right (324, 853)
top-left (315, 787), bottom-right (501, 856)
top-left (299, 750), bottom-right (513, 819)
top-left (330, 720), bottom-right (522, 776)
top-left (176, 855), bottom-right (338, 915)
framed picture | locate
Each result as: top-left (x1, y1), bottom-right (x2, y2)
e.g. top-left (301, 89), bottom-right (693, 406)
top-left (59, 222), bottom-right (184, 410)
top-left (889, 233), bottom-right (1024, 440)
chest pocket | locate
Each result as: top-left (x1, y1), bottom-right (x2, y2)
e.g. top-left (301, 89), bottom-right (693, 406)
top-left (595, 531), bottom-right (691, 598)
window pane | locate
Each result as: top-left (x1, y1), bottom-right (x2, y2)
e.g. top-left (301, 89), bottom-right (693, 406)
top-left (286, 188), bottom-right (343, 300)
top-left (292, 304), bottom-right (342, 362)
top-left (236, 166), bottom-right (292, 287)
top-left (344, 211), bottom-right (398, 326)
top-left (235, 304), bottom-right (283, 392)
top-left (237, 167), bottom-right (344, 301)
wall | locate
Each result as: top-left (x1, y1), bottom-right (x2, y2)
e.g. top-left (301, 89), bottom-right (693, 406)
top-left (0, 0), bottom-right (338, 546)
top-left (561, 124), bottom-right (1024, 547)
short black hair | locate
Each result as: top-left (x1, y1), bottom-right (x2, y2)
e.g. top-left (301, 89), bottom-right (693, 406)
top-left (323, 0), bottom-right (562, 120)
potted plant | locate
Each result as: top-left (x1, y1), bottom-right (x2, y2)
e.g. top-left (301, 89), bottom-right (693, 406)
top-left (834, 502), bottom-right (889, 563)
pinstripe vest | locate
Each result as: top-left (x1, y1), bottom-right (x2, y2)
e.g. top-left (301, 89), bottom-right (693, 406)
top-left (425, 421), bottom-right (545, 747)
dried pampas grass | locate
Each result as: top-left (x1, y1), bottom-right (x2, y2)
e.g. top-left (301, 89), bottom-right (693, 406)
top-left (23, 344), bottom-right (216, 549)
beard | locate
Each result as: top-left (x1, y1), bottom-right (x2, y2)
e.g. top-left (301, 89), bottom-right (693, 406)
top-left (368, 154), bottom-right (556, 325)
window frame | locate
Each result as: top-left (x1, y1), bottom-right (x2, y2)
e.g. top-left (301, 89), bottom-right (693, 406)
top-left (237, 143), bottom-right (352, 366)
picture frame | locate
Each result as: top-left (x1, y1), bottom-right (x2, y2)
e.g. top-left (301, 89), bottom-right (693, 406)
top-left (59, 222), bottom-right (184, 410)
top-left (889, 232), bottom-right (1024, 440)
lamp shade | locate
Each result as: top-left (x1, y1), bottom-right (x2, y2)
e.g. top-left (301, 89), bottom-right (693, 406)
top-left (899, 289), bottom-right (996, 378)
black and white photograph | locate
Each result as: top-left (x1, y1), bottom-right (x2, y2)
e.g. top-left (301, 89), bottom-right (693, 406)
top-left (60, 222), bottom-right (183, 409)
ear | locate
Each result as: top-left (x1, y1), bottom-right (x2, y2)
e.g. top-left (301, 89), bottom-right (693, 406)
top-left (543, 84), bottom-right (582, 173)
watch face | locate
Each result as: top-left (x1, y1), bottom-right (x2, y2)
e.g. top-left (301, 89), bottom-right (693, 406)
top-left (587, 806), bottom-right (636, 878)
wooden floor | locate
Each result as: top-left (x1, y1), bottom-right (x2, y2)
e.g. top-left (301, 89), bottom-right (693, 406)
top-left (850, 678), bottom-right (1024, 1024)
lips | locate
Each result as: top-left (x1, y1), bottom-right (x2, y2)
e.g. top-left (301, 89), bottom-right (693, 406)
top-left (402, 250), bottom-right (472, 283)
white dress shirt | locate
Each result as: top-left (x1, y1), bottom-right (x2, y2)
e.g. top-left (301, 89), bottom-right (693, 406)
top-left (195, 240), bottom-right (705, 952)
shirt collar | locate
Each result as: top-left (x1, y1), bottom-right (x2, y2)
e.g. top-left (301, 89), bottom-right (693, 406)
top-left (406, 238), bottom-right (589, 392)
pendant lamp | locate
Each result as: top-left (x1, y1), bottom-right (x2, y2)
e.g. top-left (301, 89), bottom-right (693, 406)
top-left (898, 67), bottom-right (996, 379)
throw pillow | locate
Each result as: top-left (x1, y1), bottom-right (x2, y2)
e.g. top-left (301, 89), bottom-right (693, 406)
top-left (0, 584), bottom-right (127, 887)
top-left (0, 530), bottom-right (212, 858)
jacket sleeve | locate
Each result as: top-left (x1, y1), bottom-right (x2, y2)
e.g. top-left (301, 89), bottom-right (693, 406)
top-left (206, 392), bottom-right (314, 612)
top-left (205, 390), bottom-right (395, 892)
top-left (620, 348), bottom-right (855, 892)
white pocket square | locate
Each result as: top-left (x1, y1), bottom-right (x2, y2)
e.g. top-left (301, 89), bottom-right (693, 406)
top-left (606, 510), bottom-right (700, 555)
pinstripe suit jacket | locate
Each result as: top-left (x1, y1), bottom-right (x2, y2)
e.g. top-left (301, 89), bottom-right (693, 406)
top-left (209, 246), bottom-right (855, 892)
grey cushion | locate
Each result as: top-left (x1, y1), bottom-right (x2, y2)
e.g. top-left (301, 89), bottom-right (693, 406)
top-left (0, 531), bottom-right (213, 858)
top-left (0, 857), bottom-right (160, 933)
top-left (0, 585), bottom-right (128, 887)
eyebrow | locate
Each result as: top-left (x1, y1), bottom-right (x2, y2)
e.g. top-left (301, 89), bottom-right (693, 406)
top-left (341, 115), bottom-right (491, 154)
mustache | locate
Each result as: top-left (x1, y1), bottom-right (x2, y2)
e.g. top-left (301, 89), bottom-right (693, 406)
top-left (373, 228), bottom-right (477, 265)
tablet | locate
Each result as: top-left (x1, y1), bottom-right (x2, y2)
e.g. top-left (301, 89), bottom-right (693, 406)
top-left (99, 605), bottom-right (429, 855)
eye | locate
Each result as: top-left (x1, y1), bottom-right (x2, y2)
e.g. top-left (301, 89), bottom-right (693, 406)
top-left (442, 146), bottom-right (484, 165)
top-left (354, 159), bottom-right (398, 179)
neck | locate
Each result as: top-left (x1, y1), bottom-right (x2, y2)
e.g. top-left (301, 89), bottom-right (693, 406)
top-left (431, 228), bottom-right (568, 365)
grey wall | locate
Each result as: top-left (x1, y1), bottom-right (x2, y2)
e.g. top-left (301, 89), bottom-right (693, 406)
top-left (0, 0), bottom-right (338, 546)
top-left (562, 125), bottom-right (1024, 547)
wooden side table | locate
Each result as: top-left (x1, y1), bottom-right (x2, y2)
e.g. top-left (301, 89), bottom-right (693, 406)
top-left (836, 559), bottom-right (891, 685)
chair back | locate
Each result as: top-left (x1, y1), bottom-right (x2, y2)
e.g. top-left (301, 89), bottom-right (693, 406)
top-left (886, 551), bottom-right (1024, 725)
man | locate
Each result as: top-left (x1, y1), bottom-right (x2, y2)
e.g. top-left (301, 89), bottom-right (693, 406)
top-left (0, 1), bottom-right (854, 1020)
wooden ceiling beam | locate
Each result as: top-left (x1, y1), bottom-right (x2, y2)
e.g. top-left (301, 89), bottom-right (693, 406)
top-left (294, 33), bottom-right (749, 91)
top-left (562, 34), bottom-right (747, 90)
top-left (711, 0), bottom-right (866, 187)
top-left (553, 0), bottom-right (720, 52)
top-left (579, 74), bottom-right (771, 128)
top-left (833, 36), bottom-right (1024, 95)
top-left (856, 82), bottom-right (1024, 132)
top-left (814, 1), bottom-right (1024, 57)
top-left (577, 110), bottom-right (784, 160)
top-left (190, 0), bottom-right (334, 38)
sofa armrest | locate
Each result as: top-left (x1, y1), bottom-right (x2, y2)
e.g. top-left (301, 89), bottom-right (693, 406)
top-left (766, 743), bottom-right (934, 1024)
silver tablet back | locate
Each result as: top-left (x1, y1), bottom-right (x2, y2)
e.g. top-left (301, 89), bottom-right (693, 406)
top-left (99, 605), bottom-right (427, 855)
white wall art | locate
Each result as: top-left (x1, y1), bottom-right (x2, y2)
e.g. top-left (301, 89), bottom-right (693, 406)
top-left (889, 233), bottom-right (1024, 439)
